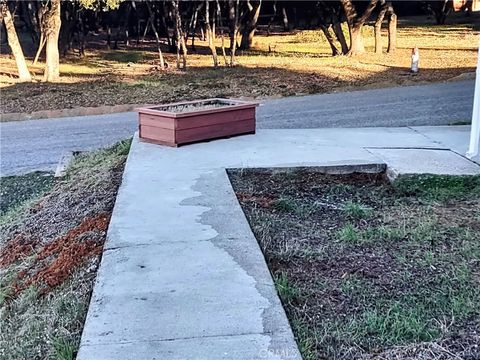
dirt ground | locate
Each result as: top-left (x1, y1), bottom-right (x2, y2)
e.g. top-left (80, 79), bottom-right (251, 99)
top-left (0, 18), bottom-right (478, 114)
top-left (0, 140), bottom-right (130, 360)
top-left (229, 170), bottom-right (480, 359)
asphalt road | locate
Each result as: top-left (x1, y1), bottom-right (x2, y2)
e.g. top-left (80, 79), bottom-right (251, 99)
top-left (0, 80), bottom-right (474, 176)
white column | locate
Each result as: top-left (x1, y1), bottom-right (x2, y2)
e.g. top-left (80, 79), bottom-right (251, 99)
top-left (467, 38), bottom-right (480, 160)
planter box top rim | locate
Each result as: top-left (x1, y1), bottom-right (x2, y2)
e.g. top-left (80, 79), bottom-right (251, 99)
top-left (136, 98), bottom-right (259, 118)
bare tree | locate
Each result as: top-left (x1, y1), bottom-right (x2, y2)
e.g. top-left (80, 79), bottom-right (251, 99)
top-left (0, 1), bottom-right (31, 81)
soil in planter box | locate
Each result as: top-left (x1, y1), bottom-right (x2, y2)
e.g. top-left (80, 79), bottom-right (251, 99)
top-left (228, 169), bottom-right (480, 360)
top-left (152, 99), bottom-right (235, 113)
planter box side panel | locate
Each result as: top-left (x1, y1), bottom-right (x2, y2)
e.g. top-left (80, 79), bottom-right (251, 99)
top-left (175, 118), bottom-right (255, 144)
top-left (175, 108), bottom-right (256, 130)
top-left (139, 124), bottom-right (176, 146)
top-left (139, 113), bottom-right (176, 130)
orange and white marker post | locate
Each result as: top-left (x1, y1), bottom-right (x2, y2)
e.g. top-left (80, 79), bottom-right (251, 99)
top-left (467, 38), bottom-right (480, 161)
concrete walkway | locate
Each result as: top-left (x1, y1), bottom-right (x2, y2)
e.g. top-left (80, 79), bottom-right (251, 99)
top-left (77, 126), bottom-right (479, 360)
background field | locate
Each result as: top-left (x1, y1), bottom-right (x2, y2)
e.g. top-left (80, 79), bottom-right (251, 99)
top-left (1, 16), bottom-right (478, 114)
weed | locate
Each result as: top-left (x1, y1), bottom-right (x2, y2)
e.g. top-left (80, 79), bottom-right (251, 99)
top-left (53, 337), bottom-right (76, 360)
top-left (272, 198), bottom-right (296, 213)
top-left (336, 223), bottom-right (359, 243)
top-left (275, 272), bottom-right (301, 303)
top-left (343, 201), bottom-right (374, 219)
top-left (362, 225), bottom-right (406, 243)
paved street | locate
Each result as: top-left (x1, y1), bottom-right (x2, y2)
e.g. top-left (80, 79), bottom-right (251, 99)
top-left (0, 80), bottom-right (474, 175)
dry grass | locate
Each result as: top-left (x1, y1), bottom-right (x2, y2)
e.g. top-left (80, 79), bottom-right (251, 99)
top-left (0, 140), bottom-right (130, 360)
top-left (0, 21), bottom-right (478, 114)
top-left (229, 170), bottom-right (480, 360)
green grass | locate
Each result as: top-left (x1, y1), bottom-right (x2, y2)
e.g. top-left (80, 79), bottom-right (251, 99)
top-left (0, 172), bottom-right (54, 215)
top-left (335, 223), bottom-right (360, 243)
top-left (394, 174), bottom-right (480, 201)
top-left (274, 272), bottom-right (301, 304)
top-left (102, 50), bottom-right (145, 63)
top-left (53, 337), bottom-right (76, 360)
top-left (232, 171), bottom-right (480, 358)
top-left (272, 198), bottom-right (297, 213)
top-left (291, 320), bottom-right (318, 360)
top-left (347, 304), bottom-right (440, 346)
top-left (342, 201), bottom-right (373, 219)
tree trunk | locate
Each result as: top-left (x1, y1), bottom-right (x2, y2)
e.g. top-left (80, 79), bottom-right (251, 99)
top-left (349, 25), bottom-right (364, 55)
top-left (43, 0), bottom-right (61, 82)
top-left (281, 6), bottom-right (289, 31)
top-left (239, 0), bottom-right (261, 50)
top-left (228, 0), bottom-right (239, 66)
top-left (320, 25), bottom-right (340, 56)
top-left (332, 13), bottom-right (348, 55)
top-left (1, 3), bottom-right (31, 82)
top-left (387, 5), bottom-right (397, 53)
top-left (374, 4), bottom-right (387, 54)
top-left (146, 2), bottom-right (165, 69)
top-left (172, 0), bottom-right (186, 69)
top-left (205, 0), bottom-right (218, 68)
top-left (340, 0), bottom-right (378, 56)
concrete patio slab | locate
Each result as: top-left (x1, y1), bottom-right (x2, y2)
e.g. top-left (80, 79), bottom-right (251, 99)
top-left (78, 126), bottom-right (479, 360)
top-left (368, 148), bottom-right (480, 176)
top-left (411, 125), bottom-right (471, 155)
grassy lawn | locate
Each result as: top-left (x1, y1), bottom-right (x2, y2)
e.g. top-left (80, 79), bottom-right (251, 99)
top-left (0, 172), bottom-right (55, 215)
top-left (0, 140), bottom-right (130, 360)
top-left (229, 170), bottom-right (480, 359)
top-left (0, 20), bottom-right (478, 114)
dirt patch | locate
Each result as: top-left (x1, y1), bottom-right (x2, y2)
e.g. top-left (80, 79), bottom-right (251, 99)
top-left (229, 170), bottom-right (480, 359)
top-left (0, 139), bottom-right (130, 360)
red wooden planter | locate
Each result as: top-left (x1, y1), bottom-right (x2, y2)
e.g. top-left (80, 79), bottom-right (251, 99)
top-left (137, 98), bottom-right (258, 147)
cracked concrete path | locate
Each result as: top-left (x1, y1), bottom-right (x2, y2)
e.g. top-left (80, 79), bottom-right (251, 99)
top-left (77, 126), bottom-right (479, 360)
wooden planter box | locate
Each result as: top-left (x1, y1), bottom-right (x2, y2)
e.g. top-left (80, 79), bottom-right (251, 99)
top-left (137, 98), bottom-right (258, 147)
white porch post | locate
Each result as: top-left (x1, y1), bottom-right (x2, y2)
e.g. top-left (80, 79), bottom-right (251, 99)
top-left (467, 38), bottom-right (480, 160)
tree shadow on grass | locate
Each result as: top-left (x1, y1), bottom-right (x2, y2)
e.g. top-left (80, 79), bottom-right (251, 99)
top-left (0, 63), bottom-right (476, 115)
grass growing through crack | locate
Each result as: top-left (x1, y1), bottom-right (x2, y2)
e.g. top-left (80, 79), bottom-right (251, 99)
top-left (0, 139), bottom-right (130, 360)
top-left (230, 171), bottom-right (480, 359)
